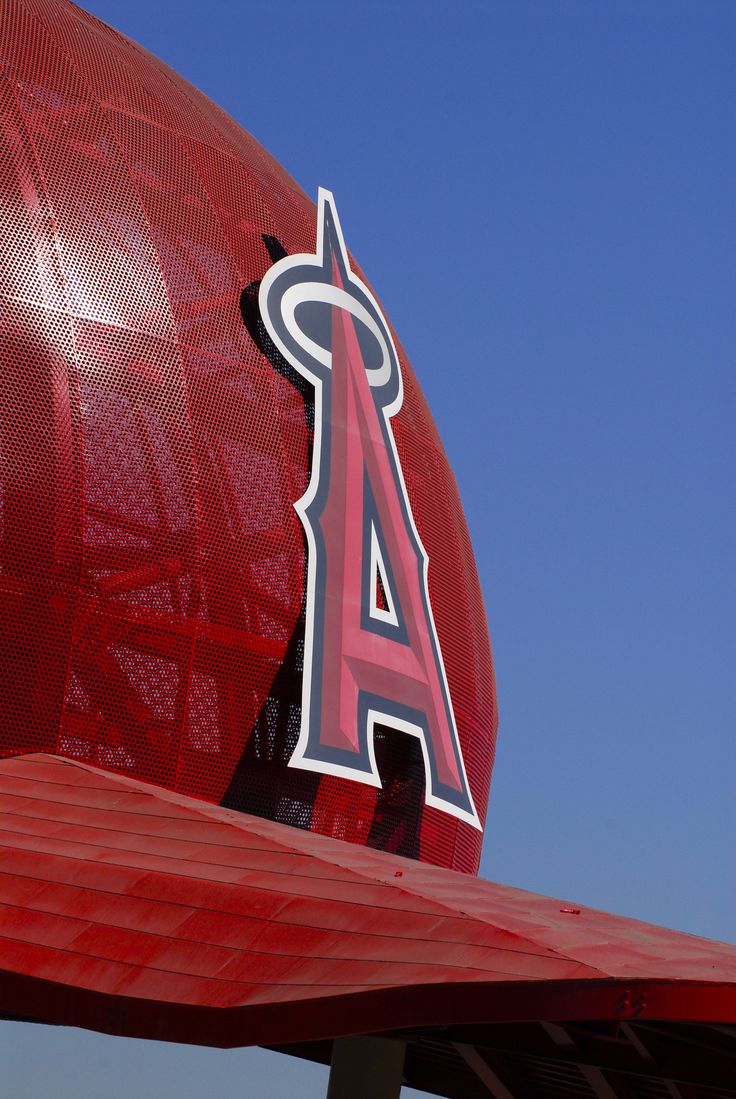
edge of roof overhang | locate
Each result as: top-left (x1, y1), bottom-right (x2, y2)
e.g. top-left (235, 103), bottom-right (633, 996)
top-left (2, 968), bottom-right (735, 1048)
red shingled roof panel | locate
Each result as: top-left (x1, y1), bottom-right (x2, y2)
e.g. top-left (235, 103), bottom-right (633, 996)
top-left (1, 753), bottom-right (734, 1048)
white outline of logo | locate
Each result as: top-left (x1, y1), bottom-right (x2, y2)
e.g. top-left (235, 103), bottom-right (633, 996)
top-left (259, 189), bottom-right (481, 831)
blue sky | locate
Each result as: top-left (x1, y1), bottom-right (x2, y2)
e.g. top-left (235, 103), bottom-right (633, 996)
top-left (4, 1), bottom-right (735, 1096)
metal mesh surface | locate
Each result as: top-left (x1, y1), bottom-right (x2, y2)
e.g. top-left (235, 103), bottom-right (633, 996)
top-left (0, 0), bottom-right (497, 873)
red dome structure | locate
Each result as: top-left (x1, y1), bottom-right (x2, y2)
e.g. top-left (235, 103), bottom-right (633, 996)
top-left (0, 0), bottom-right (495, 873)
top-left (0, 3), bottom-right (734, 1097)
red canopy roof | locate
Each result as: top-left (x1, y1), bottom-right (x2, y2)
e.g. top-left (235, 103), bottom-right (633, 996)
top-left (1, 752), bottom-right (734, 1054)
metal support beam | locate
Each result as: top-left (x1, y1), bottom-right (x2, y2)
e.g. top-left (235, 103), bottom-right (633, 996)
top-left (453, 1043), bottom-right (519, 1099)
top-left (579, 1064), bottom-right (622, 1099)
top-left (619, 1024), bottom-right (684, 1099)
top-left (542, 1022), bottom-right (622, 1099)
top-left (326, 1036), bottom-right (406, 1099)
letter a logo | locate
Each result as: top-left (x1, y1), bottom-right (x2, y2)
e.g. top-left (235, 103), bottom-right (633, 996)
top-left (259, 190), bottom-right (480, 829)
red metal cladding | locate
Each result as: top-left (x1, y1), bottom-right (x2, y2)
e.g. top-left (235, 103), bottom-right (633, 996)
top-left (1, 754), bottom-right (735, 1048)
top-left (0, 0), bottom-right (497, 871)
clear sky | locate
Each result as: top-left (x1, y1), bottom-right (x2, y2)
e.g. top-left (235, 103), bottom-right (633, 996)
top-left (3, 1), bottom-right (735, 1096)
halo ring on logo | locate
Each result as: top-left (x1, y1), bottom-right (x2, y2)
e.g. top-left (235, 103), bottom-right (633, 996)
top-left (281, 281), bottom-right (392, 386)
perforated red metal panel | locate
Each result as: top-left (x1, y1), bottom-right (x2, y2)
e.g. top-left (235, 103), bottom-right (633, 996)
top-left (0, 0), bottom-right (497, 872)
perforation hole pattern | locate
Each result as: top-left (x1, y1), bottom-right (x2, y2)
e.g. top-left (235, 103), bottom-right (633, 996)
top-left (0, 0), bottom-right (497, 873)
